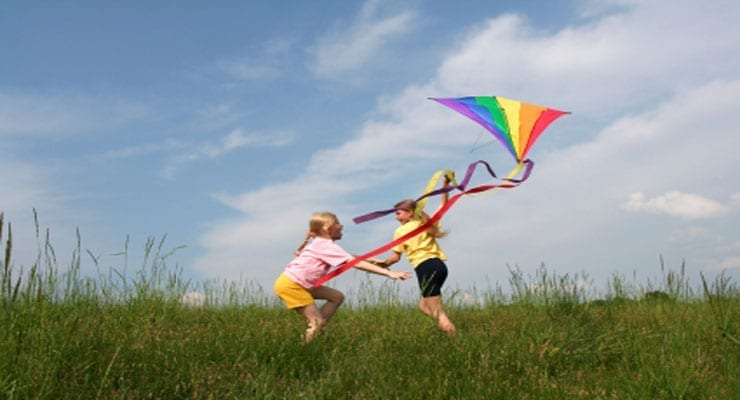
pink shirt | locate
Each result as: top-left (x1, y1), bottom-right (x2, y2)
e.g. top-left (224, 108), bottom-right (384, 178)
top-left (284, 237), bottom-right (352, 289)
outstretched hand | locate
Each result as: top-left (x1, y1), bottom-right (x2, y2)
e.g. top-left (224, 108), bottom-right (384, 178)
top-left (388, 271), bottom-right (412, 280)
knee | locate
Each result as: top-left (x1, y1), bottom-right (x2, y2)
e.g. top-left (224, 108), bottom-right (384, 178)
top-left (332, 291), bottom-right (346, 305)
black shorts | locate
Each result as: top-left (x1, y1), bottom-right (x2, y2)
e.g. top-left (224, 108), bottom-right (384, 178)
top-left (415, 258), bottom-right (448, 297)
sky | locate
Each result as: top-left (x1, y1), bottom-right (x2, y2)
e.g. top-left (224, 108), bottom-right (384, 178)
top-left (2, 0), bottom-right (739, 299)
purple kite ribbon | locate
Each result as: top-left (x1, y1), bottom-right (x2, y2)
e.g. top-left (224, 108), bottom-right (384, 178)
top-left (352, 159), bottom-right (534, 224)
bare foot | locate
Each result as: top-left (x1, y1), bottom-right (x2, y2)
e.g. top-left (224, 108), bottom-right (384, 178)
top-left (438, 315), bottom-right (457, 336)
top-left (303, 323), bottom-right (322, 343)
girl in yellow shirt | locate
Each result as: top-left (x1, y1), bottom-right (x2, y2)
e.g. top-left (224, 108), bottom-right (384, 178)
top-left (382, 175), bottom-right (457, 335)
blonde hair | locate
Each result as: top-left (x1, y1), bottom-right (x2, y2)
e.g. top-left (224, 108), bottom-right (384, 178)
top-left (394, 199), bottom-right (447, 239)
top-left (294, 211), bottom-right (339, 255)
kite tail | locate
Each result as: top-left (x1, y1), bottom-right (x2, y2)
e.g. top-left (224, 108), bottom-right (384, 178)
top-left (353, 159), bottom-right (531, 224)
top-left (314, 160), bottom-right (533, 287)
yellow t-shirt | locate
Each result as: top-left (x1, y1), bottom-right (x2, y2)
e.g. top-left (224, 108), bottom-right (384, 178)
top-left (392, 220), bottom-right (446, 268)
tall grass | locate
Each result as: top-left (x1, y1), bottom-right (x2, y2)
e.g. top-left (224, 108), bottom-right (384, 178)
top-left (1, 212), bottom-right (738, 399)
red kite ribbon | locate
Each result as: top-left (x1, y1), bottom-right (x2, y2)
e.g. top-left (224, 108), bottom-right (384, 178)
top-left (314, 159), bottom-right (534, 287)
top-left (353, 159), bottom-right (531, 224)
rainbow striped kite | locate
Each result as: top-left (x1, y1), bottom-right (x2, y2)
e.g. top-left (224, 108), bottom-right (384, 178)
top-left (429, 96), bottom-right (569, 162)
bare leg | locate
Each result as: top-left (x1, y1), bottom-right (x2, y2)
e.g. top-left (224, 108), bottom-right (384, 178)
top-left (418, 297), bottom-right (435, 317)
top-left (420, 295), bottom-right (456, 336)
top-left (293, 287), bottom-right (343, 343)
top-left (295, 304), bottom-right (324, 343)
top-left (311, 286), bottom-right (345, 326)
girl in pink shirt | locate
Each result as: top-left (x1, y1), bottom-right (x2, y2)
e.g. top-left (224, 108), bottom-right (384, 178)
top-left (274, 211), bottom-right (411, 342)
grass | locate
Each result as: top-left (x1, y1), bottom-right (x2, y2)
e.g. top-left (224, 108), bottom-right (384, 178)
top-left (1, 212), bottom-right (738, 399)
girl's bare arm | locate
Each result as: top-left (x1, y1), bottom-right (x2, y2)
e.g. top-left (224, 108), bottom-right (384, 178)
top-left (354, 260), bottom-right (411, 280)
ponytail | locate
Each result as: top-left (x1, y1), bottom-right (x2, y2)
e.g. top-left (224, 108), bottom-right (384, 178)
top-left (419, 211), bottom-right (447, 239)
top-left (294, 231), bottom-right (314, 256)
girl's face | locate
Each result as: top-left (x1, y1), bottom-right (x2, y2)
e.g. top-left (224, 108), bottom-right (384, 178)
top-left (394, 208), bottom-right (413, 224)
top-left (326, 220), bottom-right (344, 240)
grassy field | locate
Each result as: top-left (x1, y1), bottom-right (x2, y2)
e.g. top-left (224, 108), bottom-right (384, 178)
top-left (1, 213), bottom-right (738, 399)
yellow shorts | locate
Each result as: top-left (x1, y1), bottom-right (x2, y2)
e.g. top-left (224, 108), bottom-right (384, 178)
top-left (274, 273), bottom-right (314, 309)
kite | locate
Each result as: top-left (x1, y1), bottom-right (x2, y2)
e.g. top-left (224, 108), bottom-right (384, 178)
top-left (430, 96), bottom-right (569, 163)
top-left (314, 96), bottom-right (569, 287)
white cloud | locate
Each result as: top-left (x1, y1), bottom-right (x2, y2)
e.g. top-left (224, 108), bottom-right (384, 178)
top-left (195, 175), bottom-right (375, 279)
top-left (452, 79), bottom-right (740, 270)
top-left (705, 256), bottom-right (740, 271)
top-left (0, 92), bottom-right (146, 137)
top-left (211, 37), bottom-right (293, 83)
top-left (309, 0), bottom-right (417, 76)
top-left (88, 119), bottom-right (296, 182)
top-left (436, 1), bottom-right (740, 122)
top-left (205, 129), bottom-right (293, 157)
top-left (215, 58), bottom-right (282, 83)
top-left (97, 129), bottom-right (294, 179)
top-left (0, 158), bottom-right (102, 275)
top-left (0, 161), bottom-right (54, 215)
top-left (0, 91), bottom-right (148, 272)
top-left (98, 139), bottom-right (187, 160)
top-left (575, 0), bottom-right (637, 19)
top-left (195, 1), bottom-right (740, 290)
top-left (219, 61), bottom-right (280, 81)
top-left (668, 227), bottom-right (711, 243)
top-left (622, 191), bottom-right (729, 220)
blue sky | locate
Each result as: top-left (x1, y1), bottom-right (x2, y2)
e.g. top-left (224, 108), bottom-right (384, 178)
top-left (2, 0), bottom-right (739, 298)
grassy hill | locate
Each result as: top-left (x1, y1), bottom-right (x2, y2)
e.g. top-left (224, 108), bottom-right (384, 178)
top-left (1, 214), bottom-right (738, 399)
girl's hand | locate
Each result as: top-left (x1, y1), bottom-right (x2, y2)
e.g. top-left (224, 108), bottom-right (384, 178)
top-left (443, 171), bottom-right (455, 186)
top-left (387, 271), bottom-right (412, 280)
